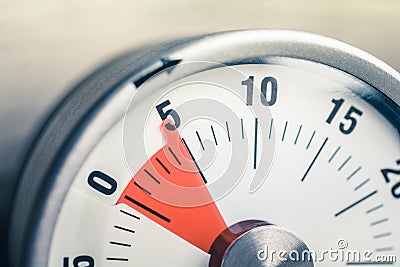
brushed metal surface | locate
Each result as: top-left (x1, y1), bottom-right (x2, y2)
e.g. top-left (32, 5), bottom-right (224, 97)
top-left (221, 225), bottom-right (313, 267)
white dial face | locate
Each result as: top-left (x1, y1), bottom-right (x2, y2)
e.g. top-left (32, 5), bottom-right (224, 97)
top-left (48, 60), bottom-right (399, 266)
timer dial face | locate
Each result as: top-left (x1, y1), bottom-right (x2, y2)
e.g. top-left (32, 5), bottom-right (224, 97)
top-left (47, 58), bottom-right (399, 266)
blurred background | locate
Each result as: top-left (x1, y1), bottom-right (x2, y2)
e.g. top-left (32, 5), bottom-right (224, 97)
top-left (0, 0), bottom-right (399, 265)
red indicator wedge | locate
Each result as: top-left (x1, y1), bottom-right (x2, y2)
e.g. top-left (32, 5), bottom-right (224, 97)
top-left (117, 121), bottom-right (227, 253)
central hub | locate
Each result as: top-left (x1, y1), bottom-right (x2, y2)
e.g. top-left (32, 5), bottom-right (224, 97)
top-left (209, 220), bottom-right (314, 267)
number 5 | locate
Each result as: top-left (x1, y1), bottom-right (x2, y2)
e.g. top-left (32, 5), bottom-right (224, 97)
top-left (340, 106), bottom-right (363, 134)
top-left (156, 100), bottom-right (181, 130)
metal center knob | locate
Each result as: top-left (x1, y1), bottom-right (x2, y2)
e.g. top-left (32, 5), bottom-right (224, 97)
top-left (209, 220), bottom-right (314, 267)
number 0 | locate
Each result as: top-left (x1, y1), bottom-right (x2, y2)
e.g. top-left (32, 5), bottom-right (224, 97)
top-left (87, 171), bottom-right (117, 196)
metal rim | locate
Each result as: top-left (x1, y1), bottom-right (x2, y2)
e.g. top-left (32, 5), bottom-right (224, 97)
top-left (172, 29), bottom-right (400, 106)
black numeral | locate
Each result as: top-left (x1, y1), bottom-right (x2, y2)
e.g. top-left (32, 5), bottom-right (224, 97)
top-left (326, 98), bottom-right (363, 135)
top-left (381, 160), bottom-right (400, 199)
top-left (326, 98), bottom-right (344, 124)
top-left (63, 255), bottom-right (95, 267)
top-left (242, 76), bottom-right (278, 106)
top-left (242, 76), bottom-right (254, 106)
top-left (156, 100), bottom-right (181, 130)
top-left (88, 171), bottom-right (117, 196)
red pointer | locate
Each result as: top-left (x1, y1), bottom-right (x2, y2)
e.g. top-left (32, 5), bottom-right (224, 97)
top-left (117, 121), bottom-right (227, 253)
